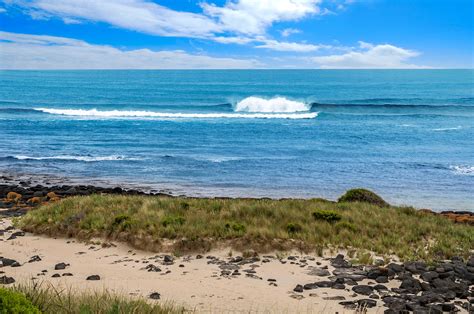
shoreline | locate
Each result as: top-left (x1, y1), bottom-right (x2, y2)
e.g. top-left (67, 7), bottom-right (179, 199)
top-left (1, 174), bottom-right (473, 225)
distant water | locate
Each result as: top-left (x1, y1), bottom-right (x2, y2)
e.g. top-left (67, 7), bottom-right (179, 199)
top-left (0, 70), bottom-right (473, 210)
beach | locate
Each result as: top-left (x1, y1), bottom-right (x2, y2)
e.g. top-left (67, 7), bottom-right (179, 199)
top-left (1, 181), bottom-right (473, 313)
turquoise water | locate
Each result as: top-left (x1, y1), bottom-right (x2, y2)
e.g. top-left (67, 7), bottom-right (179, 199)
top-left (0, 70), bottom-right (473, 210)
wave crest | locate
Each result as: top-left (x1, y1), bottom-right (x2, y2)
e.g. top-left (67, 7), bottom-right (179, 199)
top-left (11, 155), bottom-right (137, 162)
top-left (450, 165), bottom-right (474, 176)
top-left (234, 96), bottom-right (310, 113)
top-left (34, 108), bottom-right (317, 119)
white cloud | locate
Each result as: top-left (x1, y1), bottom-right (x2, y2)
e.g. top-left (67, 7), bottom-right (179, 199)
top-left (0, 31), bottom-right (262, 69)
top-left (255, 39), bottom-right (325, 52)
top-left (312, 41), bottom-right (426, 68)
top-left (201, 0), bottom-right (321, 35)
top-left (0, 7), bottom-right (6, 13)
top-left (280, 28), bottom-right (301, 37)
top-left (6, 0), bottom-right (323, 48)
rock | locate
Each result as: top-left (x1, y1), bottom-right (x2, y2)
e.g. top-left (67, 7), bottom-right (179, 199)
top-left (293, 284), bottom-right (304, 293)
top-left (54, 262), bottom-right (68, 270)
top-left (7, 231), bottom-right (25, 240)
top-left (28, 255), bottom-right (42, 263)
top-left (421, 271), bottom-right (439, 282)
top-left (11, 261), bottom-right (21, 267)
top-left (375, 276), bottom-right (388, 283)
top-left (62, 273), bottom-right (73, 276)
top-left (323, 296), bottom-right (346, 300)
top-left (86, 275), bottom-right (100, 280)
top-left (331, 254), bottom-right (351, 268)
top-left (404, 261), bottom-right (426, 274)
top-left (0, 257), bottom-right (19, 267)
top-left (163, 255), bottom-right (174, 264)
top-left (352, 285), bottom-right (374, 295)
top-left (145, 264), bottom-right (161, 272)
top-left (399, 277), bottom-right (422, 293)
top-left (6, 192), bottom-right (21, 202)
top-left (357, 299), bottom-right (377, 308)
top-left (387, 263), bottom-right (404, 273)
top-left (307, 267), bottom-right (331, 277)
top-left (0, 276), bottom-right (15, 284)
top-left (51, 273), bottom-right (61, 278)
top-left (339, 301), bottom-right (357, 309)
top-left (149, 292), bottom-right (161, 300)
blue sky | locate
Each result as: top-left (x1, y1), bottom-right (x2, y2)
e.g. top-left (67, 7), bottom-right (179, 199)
top-left (0, 0), bottom-right (472, 69)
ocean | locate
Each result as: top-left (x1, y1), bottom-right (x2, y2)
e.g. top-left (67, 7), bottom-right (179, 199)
top-left (0, 70), bottom-right (473, 210)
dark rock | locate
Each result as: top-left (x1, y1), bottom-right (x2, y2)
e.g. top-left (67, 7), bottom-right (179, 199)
top-left (440, 303), bottom-right (456, 312)
top-left (421, 271), bottom-right (439, 282)
top-left (404, 261), bottom-right (426, 274)
top-left (86, 275), bottom-right (100, 280)
top-left (332, 283), bottom-right (345, 289)
top-left (293, 284), bottom-right (304, 293)
top-left (374, 284), bottom-right (388, 291)
top-left (375, 276), bottom-right (388, 283)
top-left (145, 264), bottom-right (161, 272)
top-left (387, 263), bottom-right (404, 273)
top-left (0, 257), bottom-right (19, 267)
top-left (11, 261), bottom-right (21, 267)
top-left (54, 262), bottom-right (68, 270)
top-left (0, 276), bottom-right (15, 284)
top-left (28, 255), bottom-right (42, 263)
top-left (163, 255), bottom-right (174, 264)
top-left (357, 299), bottom-right (377, 308)
top-left (331, 254), bottom-right (351, 268)
top-left (352, 285), bottom-right (374, 295)
top-left (149, 292), bottom-right (161, 300)
top-left (62, 273), bottom-right (73, 276)
top-left (399, 277), bottom-right (422, 293)
top-left (339, 301), bottom-right (357, 309)
top-left (51, 273), bottom-right (61, 278)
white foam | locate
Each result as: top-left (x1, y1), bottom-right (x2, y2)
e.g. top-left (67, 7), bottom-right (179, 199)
top-left (13, 155), bottom-right (135, 162)
top-left (34, 108), bottom-right (318, 119)
top-left (433, 126), bottom-right (462, 131)
top-left (234, 96), bottom-right (310, 113)
top-left (450, 165), bottom-right (474, 176)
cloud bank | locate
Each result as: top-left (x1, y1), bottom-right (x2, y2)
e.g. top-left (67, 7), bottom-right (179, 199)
top-left (0, 31), bottom-right (261, 69)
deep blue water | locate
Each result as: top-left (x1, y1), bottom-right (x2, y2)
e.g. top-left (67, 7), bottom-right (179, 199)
top-left (0, 70), bottom-right (473, 210)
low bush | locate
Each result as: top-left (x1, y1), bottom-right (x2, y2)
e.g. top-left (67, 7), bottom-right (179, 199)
top-left (286, 223), bottom-right (302, 234)
top-left (312, 210), bottom-right (342, 223)
top-left (338, 188), bottom-right (389, 207)
top-left (0, 288), bottom-right (41, 314)
top-left (161, 216), bottom-right (185, 227)
top-left (225, 222), bottom-right (246, 233)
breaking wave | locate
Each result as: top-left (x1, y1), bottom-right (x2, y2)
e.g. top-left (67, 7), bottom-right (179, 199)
top-left (234, 96), bottom-right (310, 113)
top-left (33, 107), bottom-right (318, 119)
top-left (9, 155), bottom-right (138, 162)
top-left (450, 165), bottom-right (474, 176)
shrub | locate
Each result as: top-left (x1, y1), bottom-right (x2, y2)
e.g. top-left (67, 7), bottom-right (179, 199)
top-left (112, 214), bottom-right (132, 230)
top-left (161, 216), bottom-right (185, 227)
top-left (0, 288), bottom-right (41, 314)
top-left (225, 222), bottom-right (246, 233)
top-left (312, 210), bottom-right (342, 223)
top-left (338, 188), bottom-right (389, 207)
top-left (286, 223), bottom-right (302, 234)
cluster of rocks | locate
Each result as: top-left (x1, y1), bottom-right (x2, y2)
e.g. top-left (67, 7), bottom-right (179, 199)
top-left (0, 181), bottom-right (172, 216)
top-left (292, 254), bottom-right (473, 313)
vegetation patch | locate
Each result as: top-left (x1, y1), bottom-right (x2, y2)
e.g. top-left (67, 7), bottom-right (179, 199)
top-left (15, 193), bottom-right (474, 261)
top-left (0, 288), bottom-right (41, 314)
top-left (312, 210), bottom-right (342, 223)
top-left (338, 188), bottom-right (389, 207)
top-left (4, 282), bottom-right (183, 314)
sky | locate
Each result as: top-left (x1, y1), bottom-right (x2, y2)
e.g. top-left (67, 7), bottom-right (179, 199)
top-left (0, 0), bottom-right (472, 69)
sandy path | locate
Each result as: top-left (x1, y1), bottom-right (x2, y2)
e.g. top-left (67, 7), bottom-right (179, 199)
top-left (0, 216), bottom-right (395, 313)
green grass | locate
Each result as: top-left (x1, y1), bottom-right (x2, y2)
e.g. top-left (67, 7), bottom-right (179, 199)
top-left (15, 194), bottom-right (474, 261)
top-left (5, 282), bottom-right (184, 314)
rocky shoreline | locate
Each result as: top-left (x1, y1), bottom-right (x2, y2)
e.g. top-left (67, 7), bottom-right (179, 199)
top-left (1, 175), bottom-right (473, 225)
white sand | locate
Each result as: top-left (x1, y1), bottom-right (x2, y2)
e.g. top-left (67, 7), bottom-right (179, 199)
top-left (0, 217), bottom-right (410, 313)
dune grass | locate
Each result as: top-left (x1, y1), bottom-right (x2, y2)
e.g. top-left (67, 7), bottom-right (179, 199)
top-left (15, 194), bottom-right (473, 262)
top-left (5, 281), bottom-right (184, 314)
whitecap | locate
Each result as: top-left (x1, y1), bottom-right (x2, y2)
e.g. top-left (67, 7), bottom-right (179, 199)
top-left (450, 165), bottom-right (474, 176)
top-left (433, 126), bottom-right (462, 131)
top-left (234, 96), bottom-right (310, 113)
top-left (12, 155), bottom-right (138, 162)
top-left (34, 108), bottom-right (318, 119)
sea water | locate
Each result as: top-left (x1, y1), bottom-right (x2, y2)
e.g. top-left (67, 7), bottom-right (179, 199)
top-left (0, 70), bottom-right (473, 210)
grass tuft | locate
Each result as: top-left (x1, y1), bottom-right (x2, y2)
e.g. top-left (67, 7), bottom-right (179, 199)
top-left (312, 209), bottom-right (342, 223)
top-left (338, 188), bottom-right (389, 207)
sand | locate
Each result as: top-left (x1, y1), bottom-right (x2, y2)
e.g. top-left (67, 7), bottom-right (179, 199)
top-left (0, 216), bottom-right (430, 313)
